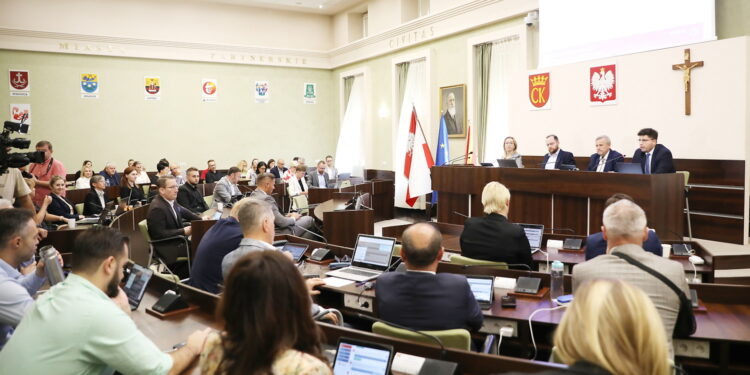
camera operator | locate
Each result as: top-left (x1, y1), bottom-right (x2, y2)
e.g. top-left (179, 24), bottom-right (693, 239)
top-left (28, 141), bottom-right (66, 207)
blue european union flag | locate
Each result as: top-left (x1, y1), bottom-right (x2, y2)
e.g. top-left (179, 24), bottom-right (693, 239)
top-left (432, 115), bottom-right (450, 204)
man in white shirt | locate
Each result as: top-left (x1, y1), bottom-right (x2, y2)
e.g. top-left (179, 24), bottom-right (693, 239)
top-left (542, 134), bottom-right (576, 170)
top-left (586, 135), bottom-right (624, 172)
top-left (325, 155), bottom-right (338, 180)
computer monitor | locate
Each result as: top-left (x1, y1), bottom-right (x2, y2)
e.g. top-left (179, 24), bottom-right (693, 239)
top-left (518, 223), bottom-right (544, 251)
top-left (496, 159), bottom-right (519, 168)
top-left (351, 234), bottom-right (396, 271)
top-left (333, 338), bottom-right (394, 375)
top-left (615, 162), bottom-right (644, 174)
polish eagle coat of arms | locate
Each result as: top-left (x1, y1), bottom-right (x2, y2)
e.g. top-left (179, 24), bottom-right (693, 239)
top-left (590, 64), bottom-right (616, 104)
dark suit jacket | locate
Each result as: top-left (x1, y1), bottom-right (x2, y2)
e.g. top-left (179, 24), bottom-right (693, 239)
top-left (632, 144), bottom-right (675, 174)
top-left (83, 189), bottom-right (111, 216)
top-left (99, 171), bottom-right (120, 187)
top-left (177, 183), bottom-right (209, 214)
top-left (48, 194), bottom-right (78, 219)
top-left (307, 171), bottom-right (330, 188)
top-left (270, 166), bottom-right (288, 179)
top-left (188, 217), bottom-right (243, 294)
top-left (542, 149), bottom-right (576, 169)
top-left (585, 231), bottom-right (663, 260)
top-left (459, 213), bottom-right (534, 268)
top-left (375, 271), bottom-right (483, 331)
top-left (204, 171), bottom-right (224, 183)
top-left (119, 185), bottom-right (145, 205)
top-left (146, 195), bottom-right (200, 263)
top-left (586, 150), bottom-right (623, 172)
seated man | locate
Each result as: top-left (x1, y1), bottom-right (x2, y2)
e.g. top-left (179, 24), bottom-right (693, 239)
top-left (177, 167), bottom-right (209, 214)
top-left (586, 135), bottom-right (623, 172)
top-left (573, 199), bottom-right (689, 357)
top-left (147, 176), bottom-right (201, 278)
top-left (459, 182), bottom-right (533, 268)
top-left (0, 226), bottom-right (209, 374)
top-left (204, 159), bottom-right (224, 183)
top-left (585, 193), bottom-right (662, 260)
top-left (249, 173), bottom-right (315, 239)
top-left (99, 162), bottom-right (120, 187)
top-left (0, 209), bottom-right (57, 349)
top-left (212, 166), bottom-right (242, 209)
top-left (307, 160), bottom-right (330, 188)
top-left (270, 158), bottom-right (288, 179)
top-left (325, 155), bottom-right (338, 180)
top-left (542, 134), bottom-right (576, 170)
top-left (632, 127), bottom-right (675, 174)
top-left (83, 175), bottom-right (112, 216)
top-left (171, 164), bottom-right (186, 186)
top-left (376, 223), bottom-right (483, 331)
top-left (189, 199), bottom-right (245, 294)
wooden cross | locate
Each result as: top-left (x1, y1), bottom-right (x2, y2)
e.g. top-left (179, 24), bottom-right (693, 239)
top-left (672, 48), bottom-right (703, 115)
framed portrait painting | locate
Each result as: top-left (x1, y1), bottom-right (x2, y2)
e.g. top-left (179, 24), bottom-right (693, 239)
top-left (439, 84), bottom-right (466, 138)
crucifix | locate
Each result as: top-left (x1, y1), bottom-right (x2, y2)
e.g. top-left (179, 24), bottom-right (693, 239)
top-left (672, 48), bottom-right (703, 115)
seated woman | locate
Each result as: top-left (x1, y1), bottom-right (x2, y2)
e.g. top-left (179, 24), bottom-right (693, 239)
top-left (83, 175), bottom-right (112, 216)
top-left (459, 181), bottom-right (533, 268)
top-left (133, 161), bottom-right (151, 184)
top-left (255, 161), bottom-right (268, 176)
top-left (286, 165), bottom-right (308, 197)
top-left (501, 136), bottom-right (523, 167)
top-left (119, 166), bottom-right (145, 206)
top-left (46, 175), bottom-right (84, 223)
top-left (236, 160), bottom-right (250, 179)
top-left (200, 251), bottom-right (331, 375)
top-left (508, 279), bottom-right (671, 375)
top-left (267, 159), bottom-right (276, 172)
top-left (73, 160), bottom-right (92, 180)
top-left (74, 167), bottom-right (94, 189)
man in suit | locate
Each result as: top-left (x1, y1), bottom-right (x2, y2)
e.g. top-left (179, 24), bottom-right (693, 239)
top-left (376, 223), bottom-right (483, 331)
top-left (249, 173), bottom-right (315, 239)
top-left (324, 155), bottom-right (338, 180)
top-left (459, 182), bottom-right (533, 269)
top-left (211, 166), bottom-right (242, 209)
top-left (573, 199), bottom-right (688, 357)
top-left (542, 135), bottom-right (576, 170)
top-left (585, 193), bottom-right (662, 260)
top-left (99, 162), bottom-right (120, 187)
top-left (177, 167), bottom-right (209, 214)
top-left (189, 199), bottom-right (244, 293)
top-left (146, 175), bottom-right (201, 278)
top-left (269, 159), bottom-right (288, 179)
top-left (443, 92), bottom-right (462, 135)
top-left (204, 159), bottom-right (224, 183)
top-left (83, 175), bottom-right (111, 216)
top-left (308, 161), bottom-right (330, 188)
top-left (586, 135), bottom-right (623, 172)
top-left (632, 128), bottom-right (675, 174)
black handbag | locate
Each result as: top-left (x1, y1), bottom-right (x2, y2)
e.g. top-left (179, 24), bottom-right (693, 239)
top-left (613, 252), bottom-right (697, 338)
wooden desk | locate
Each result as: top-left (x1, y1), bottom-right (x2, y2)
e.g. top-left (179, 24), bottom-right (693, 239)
top-left (313, 198), bottom-right (373, 248)
top-left (432, 166), bottom-right (685, 240)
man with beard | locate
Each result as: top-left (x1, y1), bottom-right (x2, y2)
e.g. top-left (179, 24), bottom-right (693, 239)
top-left (443, 91), bottom-right (462, 135)
top-left (0, 227), bottom-right (210, 374)
top-left (542, 134), bottom-right (576, 170)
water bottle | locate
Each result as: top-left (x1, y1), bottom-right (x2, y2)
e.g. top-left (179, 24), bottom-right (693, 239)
top-left (550, 260), bottom-right (564, 303)
top-left (40, 245), bottom-right (65, 286)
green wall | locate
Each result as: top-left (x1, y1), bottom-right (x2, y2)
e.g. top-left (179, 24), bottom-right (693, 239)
top-left (1, 50), bottom-right (335, 172)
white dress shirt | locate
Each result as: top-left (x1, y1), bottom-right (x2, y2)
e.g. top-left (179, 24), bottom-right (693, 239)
top-left (545, 150), bottom-right (559, 170)
top-left (596, 151), bottom-right (610, 172)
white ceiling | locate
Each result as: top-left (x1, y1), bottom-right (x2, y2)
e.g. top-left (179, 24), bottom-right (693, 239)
top-left (199, 0), bottom-right (366, 15)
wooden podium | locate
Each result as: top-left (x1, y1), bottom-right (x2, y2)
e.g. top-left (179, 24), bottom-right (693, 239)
top-left (431, 166), bottom-right (685, 240)
top-left (313, 197), bottom-right (374, 248)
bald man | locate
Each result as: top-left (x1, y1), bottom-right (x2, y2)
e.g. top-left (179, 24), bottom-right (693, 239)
top-left (375, 223), bottom-right (483, 331)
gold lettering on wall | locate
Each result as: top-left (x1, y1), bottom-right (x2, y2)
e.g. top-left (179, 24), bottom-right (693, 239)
top-left (210, 53), bottom-right (308, 66)
top-left (388, 26), bottom-right (435, 49)
top-left (58, 42), bottom-right (125, 54)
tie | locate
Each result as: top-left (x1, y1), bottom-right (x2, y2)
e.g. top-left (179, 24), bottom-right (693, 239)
top-left (597, 156), bottom-right (606, 172)
top-left (645, 153), bottom-right (651, 174)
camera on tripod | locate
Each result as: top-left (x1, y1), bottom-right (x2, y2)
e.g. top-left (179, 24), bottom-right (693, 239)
top-left (1, 114), bottom-right (45, 175)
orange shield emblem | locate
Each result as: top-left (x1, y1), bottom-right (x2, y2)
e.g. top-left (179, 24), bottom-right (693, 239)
top-left (528, 73), bottom-right (550, 108)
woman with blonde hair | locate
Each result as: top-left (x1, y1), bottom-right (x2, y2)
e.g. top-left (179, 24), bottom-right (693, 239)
top-left (501, 136), bottom-right (523, 167)
top-left (512, 279), bottom-right (671, 375)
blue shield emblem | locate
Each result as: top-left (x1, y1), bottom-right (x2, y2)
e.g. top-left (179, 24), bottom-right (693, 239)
top-left (81, 74), bottom-right (98, 93)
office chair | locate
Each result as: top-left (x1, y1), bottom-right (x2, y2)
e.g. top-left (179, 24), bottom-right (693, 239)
top-left (137, 220), bottom-right (192, 279)
top-left (449, 254), bottom-right (508, 269)
top-left (372, 321), bottom-right (471, 351)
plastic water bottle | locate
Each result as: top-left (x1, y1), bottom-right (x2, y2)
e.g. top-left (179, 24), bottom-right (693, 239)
top-left (550, 260), bottom-right (564, 303)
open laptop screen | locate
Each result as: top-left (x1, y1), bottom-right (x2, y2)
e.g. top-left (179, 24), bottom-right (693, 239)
top-left (333, 338), bottom-right (393, 375)
top-left (466, 275), bottom-right (494, 304)
top-left (519, 224), bottom-right (544, 250)
top-left (123, 264), bottom-right (153, 310)
top-left (351, 235), bottom-right (395, 270)
top-left (282, 243), bottom-right (308, 262)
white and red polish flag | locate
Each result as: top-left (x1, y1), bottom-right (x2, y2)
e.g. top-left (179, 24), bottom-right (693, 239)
top-left (403, 107), bottom-right (435, 207)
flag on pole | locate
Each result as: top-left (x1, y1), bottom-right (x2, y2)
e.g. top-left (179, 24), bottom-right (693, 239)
top-left (431, 115), bottom-right (450, 204)
top-left (403, 107), bottom-right (435, 207)
top-left (465, 121), bottom-right (476, 165)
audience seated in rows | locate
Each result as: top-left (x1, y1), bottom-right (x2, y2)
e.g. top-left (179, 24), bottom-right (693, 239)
top-left (0, 226), bottom-right (209, 374)
top-left (133, 161), bottom-right (151, 184)
top-left (459, 181), bottom-right (533, 268)
top-left (203, 159), bottom-right (224, 184)
top-left (119, 166), bottom-right (146, 206)
top-left (270, 158), bottom-right (288, 179)
top-left (177, 167), bottom-right (209, 214)
top-left (585, 193), bottom-right (662, 260)
top-left (99, 162), bottom-right (120, 187)
top-left (308, 160), bottom-right (329, 188)
top-left (171, 164), bottom-right (185, 186)
top-left (286, 164), bottom-right (308, 197)
top-left (46, 175), bottom-right (84, 223)
top-left (376, 223), bottom-right (483, 332)
top-left (325, 155), bottom-right (338, 180)
top-left (83, 175), bottom-right (112, 216)
top-left (150, 162), bottom-right (170, 185)
top-left (211, 167), bottom-right (242, 209)
top-left (255, 161), bottom-right (268, 175)
top-left (74, 166), bottom-right (93, 189)
top-left (73, 160), bottom-right (92, 180)
top-left (249, 173), bottom-right (315, 239)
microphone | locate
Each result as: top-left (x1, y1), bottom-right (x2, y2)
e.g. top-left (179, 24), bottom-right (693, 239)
top-left (452, 211), bottom-right (469, 218)
top-left (151, 259), bottom-right (189, 313)
top-left (294, 224), bottom-right (329, 249)
top-left (441, 152), bottom-right (473, 166)
top-left (356, 313), bottom-right (447, 357)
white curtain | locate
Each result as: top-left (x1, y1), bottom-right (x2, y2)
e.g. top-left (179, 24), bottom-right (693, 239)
top-left (394, 59), bottom-right (429, 209)
top-left (335, 76), bottom-right (365, 176)
top-left (483, 36), bottom-right (521, 164)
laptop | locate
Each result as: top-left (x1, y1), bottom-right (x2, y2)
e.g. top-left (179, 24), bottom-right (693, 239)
top-left (77, 201), bottom-right (116, 225)
top-left (466, 275), bottom-right (495, 310)
top-left (122, 263), bottom-right (154, 311)
top-left (496, 159), bottom-right (519, 168)
top-left (337, 173), bottom-right (351, 180)
top-left (615, 162), bottom-right (644, 174)
top-left (333, 338), bottom-right (394, 375)
top-left (519, 223), bottom-right (545, 253)
top-left (326, 235), bottom-right (396, 282)
top-left (282, 242), bottom-right (309, 262)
